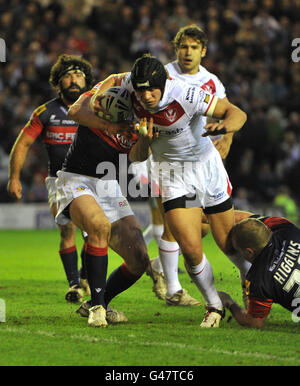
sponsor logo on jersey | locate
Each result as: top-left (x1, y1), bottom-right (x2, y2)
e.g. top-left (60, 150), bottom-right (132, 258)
top-left (201, 79), bottom-right (216, 94)
top-left (164, 108), bottom-right (177, 122)
top-left (185, 87), bottom-right (195, 103)
top-left (46, 131), bottom-right (76, 141)
top-left (118, 199), bottom-right (128, 207)
top-left (153, 127), bottom-right (184, 136)
top-left (76, 185), bottom-right (87, 191)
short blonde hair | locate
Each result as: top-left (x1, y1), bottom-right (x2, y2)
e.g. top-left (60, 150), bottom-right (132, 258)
top-left (172, 24), bottom-right (208, 49)
top-left (230, 218), bottom-right (271, 253)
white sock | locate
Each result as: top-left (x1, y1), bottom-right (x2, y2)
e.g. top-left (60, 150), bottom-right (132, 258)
top-left (187, 254), bottom-right (223, 309)
top-left (151, 256), bottom-right (164, 273)
top-left (143, 223), bottom-right (154, 245)
top-left (153, 224), bottom-right (164, 246)
top-left (159, 238), bottom-right (181, 297)
top-left (226, 254), bottom-right (252, 285)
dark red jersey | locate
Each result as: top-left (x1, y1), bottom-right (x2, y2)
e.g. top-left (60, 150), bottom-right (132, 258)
top-left (62, 84), bottom-right (138, 178)
top-left (23, 97), bottom-right (78, 176)
top-left (246, 215), bottom-right (300, 318)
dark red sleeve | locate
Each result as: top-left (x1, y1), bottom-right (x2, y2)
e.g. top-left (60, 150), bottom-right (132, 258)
top-left (22, 109), bottom-right (44, 139)
top-left (263, 216), bottom-right (293, 231)
top-left (247, 297), bottom-right (273, 318)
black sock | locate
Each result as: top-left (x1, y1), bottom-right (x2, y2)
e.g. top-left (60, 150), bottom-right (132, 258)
top-left (59, 246), bottom-right (79, 287)
top-left (85, 244), bottom-right (108, 307)
top-left (79, 243), bottom-right (87, 279)
top-left (104, 262), bottom-right (141, 306)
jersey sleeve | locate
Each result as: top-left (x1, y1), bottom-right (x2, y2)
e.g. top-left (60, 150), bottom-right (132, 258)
top-left (84, 81), bottom-right (103, 97)
top-left (247, 297), bottom-right (273, 318)
top-left (180, 84), bottom-right (219, 118)
top-left (253, 215), bottom-right (295, 232)
top-left (22, 104), bottom-right (46, 139)
top-left (212, 74), bottom-right (226, 99)
top-left (198, 90), bottom-right (219, 117)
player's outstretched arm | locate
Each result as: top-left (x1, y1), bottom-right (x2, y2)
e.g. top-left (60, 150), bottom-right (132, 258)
top-left (7, 131), bottom-right (35, 200)
top-left (204, 98), bottom-right (247, 137)
top-left (218, 291), bottom-right (267, 329)
top-left (68, 93), bottom-right (132, 135)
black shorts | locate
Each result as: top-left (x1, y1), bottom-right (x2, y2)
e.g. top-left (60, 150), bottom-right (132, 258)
top-left (163, 195), bottom-right (233, 214)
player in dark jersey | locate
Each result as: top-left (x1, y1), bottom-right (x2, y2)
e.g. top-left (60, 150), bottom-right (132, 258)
top-left (218, 210), bottom-right (300, 328)
top-left (7, 54), bottom-right (94, 302)
top-left (55, 78), bottom-right (150, 327)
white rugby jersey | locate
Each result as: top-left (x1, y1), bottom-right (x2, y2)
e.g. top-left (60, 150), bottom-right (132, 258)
top-left (122, 74), bottom-right (219, 162)
top-left (166, 61), bottom-right (226, 98)
top-left (166, 61), bottom-right (226, 139)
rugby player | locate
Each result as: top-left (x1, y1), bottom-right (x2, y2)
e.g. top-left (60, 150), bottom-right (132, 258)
top-left (219, 211), bottom-right (300, 328)
top-left (55, 75), bottom-right (150, 327)
top-left (7, 54), bottom-right (93, 302)
top-left (90, 54), bottom-right (247, 328)
top-left (147, 25), bottom-right (251, 319)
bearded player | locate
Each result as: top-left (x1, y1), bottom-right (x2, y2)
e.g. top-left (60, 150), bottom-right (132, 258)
top-left (7, 54), bottom-right (93, 302)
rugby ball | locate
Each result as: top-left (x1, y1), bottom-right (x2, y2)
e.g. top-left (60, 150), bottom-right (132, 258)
top-left (98, 86), bottom-right (132, 123)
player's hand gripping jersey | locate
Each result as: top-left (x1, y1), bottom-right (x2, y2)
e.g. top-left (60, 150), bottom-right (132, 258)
top-left (246, 215), bottom-right (300, 318)
top-left (23, 97), bottom-right (78, 176)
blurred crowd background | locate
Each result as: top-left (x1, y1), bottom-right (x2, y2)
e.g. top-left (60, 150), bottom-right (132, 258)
top-left (0, 0), bottom-right (300, 223)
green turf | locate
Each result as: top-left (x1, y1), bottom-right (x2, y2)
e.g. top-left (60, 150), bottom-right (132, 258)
top-left (0, 229), bottom-right (299, 366)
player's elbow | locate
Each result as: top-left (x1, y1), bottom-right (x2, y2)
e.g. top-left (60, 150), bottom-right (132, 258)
top-left (240, 109), bottom-right (247, 125)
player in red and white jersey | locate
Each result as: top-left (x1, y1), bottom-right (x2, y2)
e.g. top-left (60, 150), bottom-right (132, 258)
top-left (90, 54), bottom-right (247, 328)
top-left (145, 26), bottom-right (249, 315)
top-left (219, 211), bottom-right (300, 328)
top-left (7, 54), bottom-right (94, 302)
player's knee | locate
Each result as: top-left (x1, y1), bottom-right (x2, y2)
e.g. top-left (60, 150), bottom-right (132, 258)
top-left (59, 223), bottom-right (76, 244)
top-left (128, 229), bottom-right (150, 274)
top-left (87, 217), bottom-right (111, 241)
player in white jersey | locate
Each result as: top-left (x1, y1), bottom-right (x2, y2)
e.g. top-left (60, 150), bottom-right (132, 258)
top-left (90, 54), bottom-right (247, 328)
top-left (144, 26), bottom-right (251, 323)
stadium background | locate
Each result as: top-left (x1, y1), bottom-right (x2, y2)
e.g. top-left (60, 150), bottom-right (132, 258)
top-left (0, 0), bottom-right (299, 226)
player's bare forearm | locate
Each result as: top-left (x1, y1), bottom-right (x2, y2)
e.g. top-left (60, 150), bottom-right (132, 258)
top-left (68, 94), bottom-right (114, 130)
top-left (90, 73), bottom-right (128, 109)
top-left (218, 291), bottom-right (266, 329)
top-left (205, 100), bottom-right (247, 136)
top-left (8, 131), bottom-right (34, 199)
top-left (68, 93), bottom-right (133, 136)
top-left (229, 303), bottom-right (266, 329)
top-left (8, 131), bottom-right (33, 179)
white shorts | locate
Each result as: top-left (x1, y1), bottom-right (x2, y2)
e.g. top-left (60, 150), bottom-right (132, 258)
top-left (45, 176), bottom-right (58, 207)
top-left (157, 148), bottom-right (232, 209)
top-left (130, 155), bottom-right (160, 196)
top-left (55, 171), bottom-right (134, 226)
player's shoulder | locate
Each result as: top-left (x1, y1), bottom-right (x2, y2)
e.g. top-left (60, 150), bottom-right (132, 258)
top-left (32, 97), bottom-right (61, 117)
top-left (198, 65), bottom-right (225, 95)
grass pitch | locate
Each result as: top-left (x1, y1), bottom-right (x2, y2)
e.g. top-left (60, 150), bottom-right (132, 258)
top-left (0, 229), bottom-right (299, 367)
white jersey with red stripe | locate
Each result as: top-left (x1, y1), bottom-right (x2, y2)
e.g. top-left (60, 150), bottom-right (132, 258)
top-left (122, 74), bottom-right (218, 162)
top-left (166, 61), bottom-right (226, 141)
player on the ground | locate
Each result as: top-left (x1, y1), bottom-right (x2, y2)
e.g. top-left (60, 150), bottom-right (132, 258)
top-left (219, 211), bottom-right (300, 328)
top-left (90, 54), bottom-right (247, 327)
top-left (55, 78), bottom-right (150, 327)
top-left (7, 54), bottom-right (93, 302)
